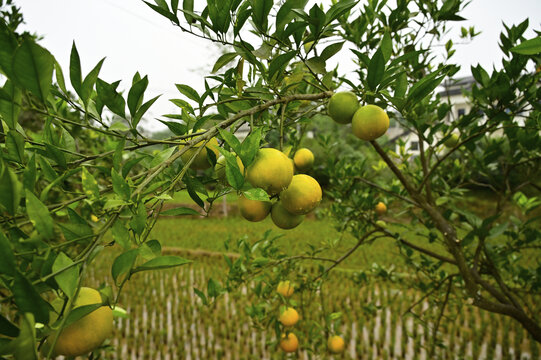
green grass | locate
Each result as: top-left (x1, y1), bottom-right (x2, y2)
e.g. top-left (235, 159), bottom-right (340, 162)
top-left (150, 215), bottom-right (446, 271)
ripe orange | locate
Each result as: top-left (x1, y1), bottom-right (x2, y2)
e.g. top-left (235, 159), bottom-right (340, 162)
top-left (179, 131), bottom-right (220, 170)
top-left (50, 287), bottom-right (113, 357)
top-left (246, 148), bottom-right (293, 195)
top-left (239, 195), bottom-right (271, 222)
top-left (271, 202), bottom-right (304, 230)
top-left (279, 307), bottom-right (299, 327)
top-left (293, 148), bottom-right (314, 173)
top-left (375, 202), bottom-right (387, 215)
top-left (328, 91), bottom-right (360, 124)
top-left (351, 104), bottom-right (390, 141)
top-left (280, 174), bottom-right (322, 215)
top-left (328, 335), bottom-right (346, 354)
top-left (280, 332), bottom-right (299, 353)
top-left (276, 281), bottom-right (294, 297)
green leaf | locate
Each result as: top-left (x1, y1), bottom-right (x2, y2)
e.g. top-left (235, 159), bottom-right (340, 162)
top-left (12, 39), bottom-right (54, 102)
top-left (111, 221), bottom-right (130, 250)
top-left (212, 52), bottom-right (238, 73)
top-left (268, 51), bottom-right (297, 80)
top-left (161, 207), bottom-right (200, 216)
top-left (112, 249), bottom-right (138, 284)
top-left (326, 0), bottom-right (356, 24)
top-left (12, 272), bottom-right (50, 324)
top-left (133, 95), bottom-right (160, 127)
top-left (139, 239), bottom-right (162, 260)
top-left (250, 0), bottom-right (273, 33)
top-left (320, 41), bottom-right (345, 61)
top-left (25, 190), bottom-right (54, 239)
top-left (0, 313), bottom-right (19, 337)
top-left (218, 128), bottom-right (242, 154)
top-left (127, 75), bottom-right (148, 118)
top-left (52, 252), bottom-right (79, 299)
top-left (367, 48), bottom-right (385, 91)
top-left (0, 21), bottom-right (18, 78)
top-left (133, 255), bottom-right (191, 273)
top-left (510, 36), bottom-right (541, 55)
top-left (0, 164), bottom-right (22, 216)
top-left (305, 56), bottom-right (326, 74)
top-left (43, 143), bottom-right (67, 169)
top-left (239, 127), bottom-right (262, 167)
top-left (0, 231), bottom-right (16, 276)
top-left (275, 0), bottom-right (308, 33)
top-left (143, 1), bottom-right (180, 25)
top-left (394, 71), bottom-right (408, 98)
top-left (113, 139), bottom-right (126, 172)
top-left (158, 120), bottom-right (187, 135)
top-left (182, 0), bottom-right (195, 23)
top-left (81, 167), bottom-right (100, 199)
top-left (175, 83), bottom-right (201, 103)
top-left (23, 154), bottom-right (37, 191)
top-left (243, 188), bottom-right (270, 201)
top-left (149, 146), bottom-right (176, 168)
top-left (80, 58), bottom-right (105, 106)
top-left (5, 131), bottom-right (25, 164)
top-left (11, 313), bottom-right (38, 360)
top-left (69, 41), bottom-right (82, 95)
top-left (111, 169), bottom-right (131, 201)
top-left (207, 0), bottom-right (232, 34)
top-left (96, 78), bottom-right (126, 118)
top-left (129, 202), bottom-right (147, 236)
top-left (218, 149), bottom-right (244, 190)
top-left (407, 71), bottom-right (446, 106)
top-left (380, 31), bottom-right (392, 62)
top-left (0, 80), bottom-right (22, 129)
top-left (63, 303), bottom-right (103, 328)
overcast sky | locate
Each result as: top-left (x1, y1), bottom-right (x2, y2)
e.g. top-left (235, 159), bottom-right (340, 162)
top-left (14, 0), bottom-right (541, 131)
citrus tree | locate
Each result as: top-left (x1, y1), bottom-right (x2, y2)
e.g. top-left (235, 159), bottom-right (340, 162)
top-left (0, 0), bottom-right (540, 358)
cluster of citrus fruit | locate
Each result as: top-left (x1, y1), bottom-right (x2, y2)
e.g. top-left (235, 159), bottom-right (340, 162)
top-left (276, 281), bottom-right (346, 354)
top-left (236, 147), bottom-right (322, 229)
top-left (327, 91), bottom-right (390, 141)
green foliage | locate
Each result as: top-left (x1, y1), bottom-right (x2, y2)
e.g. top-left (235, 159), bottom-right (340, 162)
top-left (0, 0), bottom-right (540, 357)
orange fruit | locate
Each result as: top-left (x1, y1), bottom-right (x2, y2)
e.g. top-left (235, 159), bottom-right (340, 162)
top-left (280, 174), bottom-right (322, 215)
top-left (328, 335), bottom-right (346, 354)
top-left (50, 287), bottom-right (113, 357)
top-left (239, 195), bottom-right (271, 222)
top-left (246, 148), bottom-right (293, 195)
top-left (293, 148), bottom-right (314, 173)
top-left (375, 202), bottom-right (387, 215)
top-left (328, 91), bottom-right (360, 124)
top-left (351, 104), bottom-right (390, 141)
top-left (271, 202), bottom-right (304, 230)
top-left (279, 307), bottom-right (299, 327)
top-left (276, 281), bottom-right (294, 297)
top-left (280, 332), bottom-right (299, 353)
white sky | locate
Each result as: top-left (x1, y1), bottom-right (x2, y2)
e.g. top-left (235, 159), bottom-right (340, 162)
top-left (13, 0), bottom-right (541, 132)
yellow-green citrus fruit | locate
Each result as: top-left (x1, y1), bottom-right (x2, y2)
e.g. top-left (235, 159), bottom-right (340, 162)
top-left (376, 220), bottom-right (387, 228)
top-left (51, 287), bottom-right (113, 357)
top-left (328, 335), bottom-right (346, 354)
top-left (280, 175), bottom-right (322, 215)
top-left (276, 281), bottom-right (294, 297)
top-left (327, 91), bottom-right (360, 124)
top-left (280, 332), bottom-right (299, 353)
top-left (351, 104), bottom-right (390, 141)
top-left (444, 133), bottom-right (459, 148)
top-left (215, 155), bottom-right (244, 184)
top-left (180, 132), bottom-right (220, 170)
top-left (246, 148), bottom-right (294, 195)
top-left (271, 202), bottom-right (304, 230)
top-left (279, 307), bottom-right (299, 327)
top-left (239, 195), bottom-right (271, 222)
top-left (293, 148), bottom-right (314, 173)
top-left (375, 202), bottom-right (387, 216)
